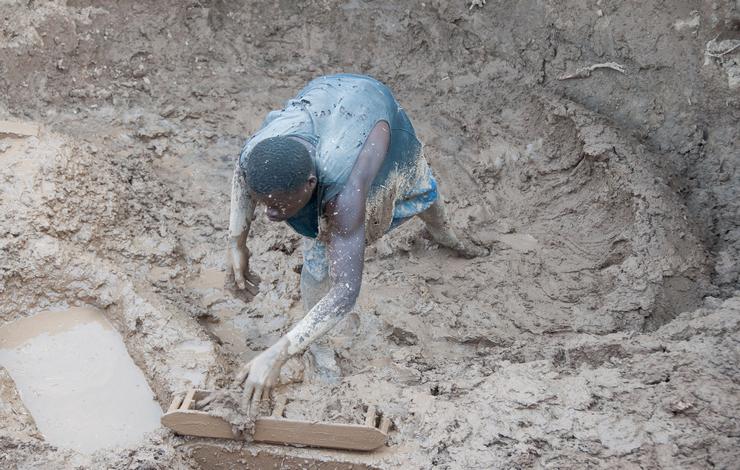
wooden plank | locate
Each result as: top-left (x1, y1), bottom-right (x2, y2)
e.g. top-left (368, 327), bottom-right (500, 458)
top-left (379, 417), bottom-right (391, 434)
top-left (167, 394), bottom-right (184, 413)
top-left (161, 410), bottom-right (387, 451)
top-left (253, 417), bottom-right (386, 451)
top-left (0, 120), bottom-right (39, 137)
top-left (162, 410), bottom-right (237, 439)
top-left (180, 389), bottom-right (197, 410)
top-left (271, 395), bottom-right (287, 417)
top-left (365, 405), bottom-right (376, 427)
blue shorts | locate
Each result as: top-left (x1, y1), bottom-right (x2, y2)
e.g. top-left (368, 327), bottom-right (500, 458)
top-left (303, 167), bottom-right (438, 281)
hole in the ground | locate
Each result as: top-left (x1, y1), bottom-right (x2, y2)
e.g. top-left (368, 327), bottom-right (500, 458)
top-left (0, 307), bottom-right (162, 454)
top-left (644, 275), bottom-right (705, 331)
top-left (188, 443), bottom-right (382, 470)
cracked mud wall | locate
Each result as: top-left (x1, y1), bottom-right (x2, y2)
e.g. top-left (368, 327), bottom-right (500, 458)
top-left (2, 0), bottom-right (736, 288)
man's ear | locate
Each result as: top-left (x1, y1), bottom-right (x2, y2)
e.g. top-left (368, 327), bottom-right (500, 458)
top-left (307, 175), bottom-right (318, 189)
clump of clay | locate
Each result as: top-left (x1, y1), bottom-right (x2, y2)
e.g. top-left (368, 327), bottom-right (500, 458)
top-left (196, 390), bottom-right (268, 439)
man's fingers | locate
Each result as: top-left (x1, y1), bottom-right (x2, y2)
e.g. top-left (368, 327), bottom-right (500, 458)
top-left (230, 246), bottom-right (247, 289)
top-left (233, 264), bottom-right (247, 290)
top-left (244, 274), bottom-right (260, 296)
top-left (262, 386), bottom-right (271, 402)
top-left (241, 382), bottom-right (254, 409)
top-left (235, 361), bottom-right (252, 385)
top-left (196, 392), bottom-right (216, 409)
top-left (252, 385), bottom-right (264, 410)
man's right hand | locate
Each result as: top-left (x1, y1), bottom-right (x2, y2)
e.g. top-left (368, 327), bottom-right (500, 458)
top-left (229, 236), bottom-right (260, 296)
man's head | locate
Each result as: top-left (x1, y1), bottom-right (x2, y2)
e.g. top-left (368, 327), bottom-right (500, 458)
top-left (240, 136), bottom-right (317, 222)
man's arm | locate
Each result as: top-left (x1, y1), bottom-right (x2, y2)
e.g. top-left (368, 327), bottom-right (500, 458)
top-left (236, 121), bottom-right (390, 407)
top-left (284, 120), bottom-right (390, 355)
top-left (228, 160), bottom-right (258, 291)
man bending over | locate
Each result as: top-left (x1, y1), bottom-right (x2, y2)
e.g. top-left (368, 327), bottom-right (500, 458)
top-left (228, 74), bottom-right (486, 408)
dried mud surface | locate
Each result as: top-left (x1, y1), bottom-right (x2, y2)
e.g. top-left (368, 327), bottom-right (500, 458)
top-left (1, 1), bottom-right (738, 469)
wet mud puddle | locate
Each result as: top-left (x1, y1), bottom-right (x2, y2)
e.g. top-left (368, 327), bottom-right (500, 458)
top-left (0, 307), bottom-right (162, 454)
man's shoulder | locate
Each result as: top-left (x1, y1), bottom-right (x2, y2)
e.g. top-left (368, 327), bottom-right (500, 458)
top-left (300, 74), bottom-right (397, 108)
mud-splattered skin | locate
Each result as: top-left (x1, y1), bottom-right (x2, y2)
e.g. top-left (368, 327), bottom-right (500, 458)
top-left (230, 121), bottom-right (391, 407)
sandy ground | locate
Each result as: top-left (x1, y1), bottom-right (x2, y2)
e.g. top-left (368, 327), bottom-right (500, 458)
top-left (1, 0), bottom-right (738, 468)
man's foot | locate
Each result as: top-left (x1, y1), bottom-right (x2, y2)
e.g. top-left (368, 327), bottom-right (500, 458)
top-left (450, 239), bottom-right (490, 259)
top-left (418, 200), bottom-right (490, 259)
top-left (425, 227), bottom-right (490, 258)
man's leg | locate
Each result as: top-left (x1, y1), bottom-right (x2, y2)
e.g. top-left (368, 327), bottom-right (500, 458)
top-left (301, 275), bottom-right (331, 311)
top-left (394, 157), bottom-right (487, 259)
top-left (418, 198), bottom-right (489, 258)
top-left (299, 238), bottom-right (341, 383)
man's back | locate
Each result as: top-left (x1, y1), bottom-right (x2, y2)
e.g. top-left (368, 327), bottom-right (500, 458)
top-left (240, 74), bottom-right (429, 241)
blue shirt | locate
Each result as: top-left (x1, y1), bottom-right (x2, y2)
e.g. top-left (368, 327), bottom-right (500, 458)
top-left (239, 74), bottom-right (423, 239)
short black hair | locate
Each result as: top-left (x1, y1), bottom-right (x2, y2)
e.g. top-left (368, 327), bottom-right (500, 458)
top-left (240, 136), bottom-right (314, 195)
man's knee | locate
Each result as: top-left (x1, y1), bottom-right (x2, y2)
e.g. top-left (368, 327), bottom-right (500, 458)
top-left (301, 238), bottom-right (331, 311)
top-left (300, 267), bottom-right (331, 311)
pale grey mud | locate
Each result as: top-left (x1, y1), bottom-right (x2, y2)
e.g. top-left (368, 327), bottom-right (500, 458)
top-left (1, 1), bottom-right (738, 469)
top-left (0, 308), bottom-right (162, 454)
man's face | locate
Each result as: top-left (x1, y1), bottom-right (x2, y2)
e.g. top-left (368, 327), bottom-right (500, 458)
top-left (254, 177), bottom-right (317, 222)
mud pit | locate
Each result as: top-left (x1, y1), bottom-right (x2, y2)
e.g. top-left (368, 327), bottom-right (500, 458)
top-left (1, 0), bottom-right (739, 468)
top-left (0, 307), bottom-right (162, 454)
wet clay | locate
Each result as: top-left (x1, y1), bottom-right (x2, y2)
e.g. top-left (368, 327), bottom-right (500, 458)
top-left (195, 389), bottom-right (265, 439)
top-left (0, 0), bottom-right (738, 468)
top-left (188, 268), bottom-right (227, 290)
